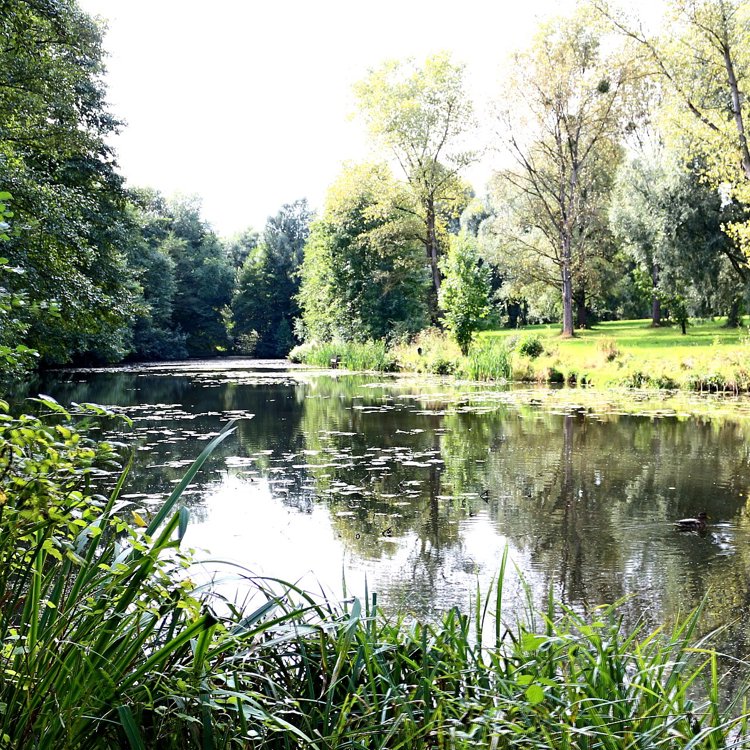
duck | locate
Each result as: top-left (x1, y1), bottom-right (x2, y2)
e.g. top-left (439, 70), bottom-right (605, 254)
top-left (674, 512), bottom-right (708, 531)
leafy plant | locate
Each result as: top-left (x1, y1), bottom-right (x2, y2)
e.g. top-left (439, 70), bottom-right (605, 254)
top-left (517, 333), bottom-right (544, 359)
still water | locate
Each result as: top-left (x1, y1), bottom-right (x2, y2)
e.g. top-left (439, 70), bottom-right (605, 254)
top-left (39, 359), bottom-right (750, 650)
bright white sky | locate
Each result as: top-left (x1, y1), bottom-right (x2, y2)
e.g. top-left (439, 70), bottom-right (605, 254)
top-left (77, 0), bottom-right (654, 237)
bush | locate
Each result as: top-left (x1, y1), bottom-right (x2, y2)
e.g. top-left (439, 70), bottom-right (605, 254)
top-left (518, 334), bottom-right (545, 359)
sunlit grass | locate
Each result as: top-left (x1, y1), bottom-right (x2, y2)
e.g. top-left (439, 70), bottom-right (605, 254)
top-left (479, 318), bottom-right (750, 392)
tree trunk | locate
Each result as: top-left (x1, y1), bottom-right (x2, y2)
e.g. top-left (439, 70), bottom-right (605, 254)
top-left (576, 291), bottom-right (587, 330)
top-left (722, 40), bottom-right (750, 180)
top-left (561, 236), bottom-right (574, 337)
top-left (651, 262), bottom-right (661, 326)
top-left (425, 196), bottom-right (441, 301)
top-left (726, 296), bottom-right (742, 328)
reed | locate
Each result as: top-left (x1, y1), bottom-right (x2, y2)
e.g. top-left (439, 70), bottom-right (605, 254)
top-left (288, 339), bottom-right (396, 371)
top-left (462, 339), bottom-right (512, 381)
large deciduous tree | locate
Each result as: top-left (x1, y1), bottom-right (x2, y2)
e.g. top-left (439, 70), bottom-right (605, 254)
top-left (493, 6), bottom-right (636, 336)
top-left (0, 0), bottom-right (136, 363)
top-left (354, 52), bottom-right (475, 311)
top-left (599, 0), bottom-right (750, 258)
top-left (231, 199), bottom-right (312, 357)
top-left (297, 163), bottom-right (430, 342)
top-left (611, 149), bottom-right (746, 326)
top-left (124, 192), bottom-right (233, 359)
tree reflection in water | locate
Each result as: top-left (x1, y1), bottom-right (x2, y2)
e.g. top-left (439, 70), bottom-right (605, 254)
top-left (37, 363), bottom-right (750, 657)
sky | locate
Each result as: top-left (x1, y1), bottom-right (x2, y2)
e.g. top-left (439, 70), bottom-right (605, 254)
top-left (77, 0), bottom-right (637, 237)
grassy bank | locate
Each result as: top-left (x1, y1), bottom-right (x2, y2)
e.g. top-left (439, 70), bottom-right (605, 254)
top-left (292, 318), bottom-right (750, 393)
top-left (3, 398), bottom-right (750, 747)
top-left (483, 317), bottom-right (750, 392)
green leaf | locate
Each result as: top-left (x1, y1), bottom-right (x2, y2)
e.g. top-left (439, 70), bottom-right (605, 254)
top-left (525, 684), bottom-right (545, 705)
top-left (117, 705), bottom-right (146, 750)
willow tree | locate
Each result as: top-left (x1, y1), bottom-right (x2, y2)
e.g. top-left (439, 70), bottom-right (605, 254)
top-left (598, 0), bottom-right (750, 259)
top-left (495, 7), bottom-right (636, 336)
top-left (354, 52), bottom-right (475, 310)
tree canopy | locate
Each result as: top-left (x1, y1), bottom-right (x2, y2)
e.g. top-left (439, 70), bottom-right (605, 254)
top-left (354, 52), bottom-right (475, 313)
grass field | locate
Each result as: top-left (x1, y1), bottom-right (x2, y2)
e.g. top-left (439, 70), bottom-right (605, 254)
top-left (477, 317), bottom-right (750, 392)
top-left (483, 317), bottom-right (750, 351)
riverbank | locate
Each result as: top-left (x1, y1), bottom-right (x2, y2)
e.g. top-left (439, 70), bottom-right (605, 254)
top-left (291, 317), bottom-right (750, 394)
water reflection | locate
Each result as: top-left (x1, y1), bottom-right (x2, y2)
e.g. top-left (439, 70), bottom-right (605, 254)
top-left (38, 360), bottom-right (750, 654)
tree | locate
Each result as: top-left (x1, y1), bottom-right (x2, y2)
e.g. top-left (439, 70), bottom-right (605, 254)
top-left (0, 0), bottom-right (136, 363)
top-left (610, 147), bottom-right (745, 327)
top-left (166, 197), bottom-right (234, 356)
top-left (225, 228), bottom-right (259, 270)
top-left (599, 0), bottom-right (750, 258)
top-left (438, 232), bottom-right (491, 355)
top-left (123, 192), bottom-right (233, 359)
top-left (493, 6), bottom-right (636, 336)
top-left (231, 200), bottom-right (312, 357)
top-left (354, 52), bottom-right (475, 310)
top-left (297, 163), bottom-right (430, 342)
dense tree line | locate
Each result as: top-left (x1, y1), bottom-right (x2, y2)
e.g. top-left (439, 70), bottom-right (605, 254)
top-left (2, 0), bottom-right (749, 377)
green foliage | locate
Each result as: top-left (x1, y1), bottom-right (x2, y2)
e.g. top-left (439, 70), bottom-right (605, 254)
top-left (485, 318), bottom-right (750, 392)
top-left (288, 339), bottom-right (396, 371)
top-left (0, 404), bottom-right (291, 748)
top-left (0, 197), bottom-right (37, 383)
top-left (462, 339), bottom-right (512, 381)
top-left (439, 232), bottom-right (491, 355)
top-left (297, 164), bottom-right (430, 343)
top-left (517, 333), bottom-right (544, 359)
top-left (0, 0), bottom-right (137, 364)
top-left (180, 561), bottom-right (746, 749)
top-left (610, 151), bottom-right (742, 325)
top-left (391, 328), bottom-right (462, 375)
top-left (231, 200), bottom-right (311, 358)
top-left (490, 5), bottom-right (633, 336)
top-left (125, 192), bottom-right (233, 359)
top-left (354, 52), bottom-right (476, 308)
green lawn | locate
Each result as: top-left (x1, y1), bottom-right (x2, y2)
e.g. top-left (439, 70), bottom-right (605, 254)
top-left (485, 317), bottom-right (749, 348)
top-left (478, 317), bottom-right (750, 391)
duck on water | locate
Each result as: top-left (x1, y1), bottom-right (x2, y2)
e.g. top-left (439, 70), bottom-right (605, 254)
top-left (674, 512), bottom-right (709, 531)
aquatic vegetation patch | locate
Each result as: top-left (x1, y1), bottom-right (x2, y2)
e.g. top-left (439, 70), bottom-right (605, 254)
top-left (289, 339), bottom-right (397, 371)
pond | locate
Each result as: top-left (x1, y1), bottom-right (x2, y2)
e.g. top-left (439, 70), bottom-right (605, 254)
top-left (38, 358), bottom-right (750, 654)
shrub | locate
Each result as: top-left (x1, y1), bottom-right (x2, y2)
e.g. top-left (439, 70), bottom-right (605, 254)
top-left (518, 333), bottom-right (545, 359)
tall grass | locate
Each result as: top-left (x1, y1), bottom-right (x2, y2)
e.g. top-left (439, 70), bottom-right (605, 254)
top-left (391, 328), bottom-right (463, 374)
top-left (462, 339), bottom-right (512, 381)
top-left (0, 399), bottom-right (299, 748)
top-left (234, 555), bottom-right (750, 749)
top-left (288, 339), bottom-right (396, 371)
